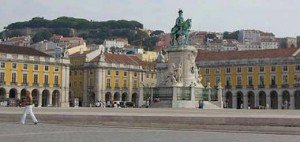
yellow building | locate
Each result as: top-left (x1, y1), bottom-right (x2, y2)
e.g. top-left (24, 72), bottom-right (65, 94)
top-left (197, 48), bottom-right (300, 109)
top-left (0, 44), bottom-right (70, 107)
top-left (136, 51), bottom-right (158, 62)
top-left (69, 49), bottom-right (156, 107)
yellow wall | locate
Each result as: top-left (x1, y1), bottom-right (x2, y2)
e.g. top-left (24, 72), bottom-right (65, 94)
top-left (69, 55), bottom-right (86, 99)
top-left (2, 62), bottom-right (61, 87)
top-left (199, 64), bottom-right (298, 89)
top-left (104, 70), bottom-right (140, 90)
top-left (136, 51), bottom-right (157, 62)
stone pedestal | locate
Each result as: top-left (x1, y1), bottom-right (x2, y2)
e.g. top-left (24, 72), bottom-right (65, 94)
top-left (165, 45), bottom-right (200, 87)
top-left (155, 45), bottom-right (204, 108)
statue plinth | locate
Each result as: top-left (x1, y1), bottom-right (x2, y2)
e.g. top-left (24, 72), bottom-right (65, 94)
top-left (163, 45), bottom-right (202, 87)
top-left (155, 44), bottom-right (204, 108)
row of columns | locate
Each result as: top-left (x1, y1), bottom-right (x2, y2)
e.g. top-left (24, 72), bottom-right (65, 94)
top-left (83, 67), bottom-right (140, 107)
top-left (0, 89), bottom-right (60, 107)
top-left (229, 92), bottom-right (296, 109)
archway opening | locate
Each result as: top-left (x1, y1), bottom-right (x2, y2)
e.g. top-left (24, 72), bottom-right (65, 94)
top-left (225, 91), bottom-right (233, 108)
top-left (9, 88), bottom-right (17, 99)
top-left (9, 88), bottom-right (18, 106)
top-left (20, 89), bottom-right (27, 104)
top-left (282, 90), bottom-right (290, 109)
top-left (236, 92), bottom-right (243, 109)
top-left (52, 90), bottom-right (60, 107)
top-left (32, 89), bottom-right (39, 107)
top-left (295, 91), bottom-right (300, 109)
top-left (247, 91), bottom-right (255, 109)
top-left (121, 92), bottom-right (128, 101)
top-left (0, 88), bottom-right (6, 100)
top-left (132, 93), bottom-right (138, 107)
top-left (114, 92), bottom-right (120, 101)
top-left (105, 92), bottom-right (112, 102)
top-left (259, 91), bottom-right (266, 109)
top-left (42, 90), bottom-right (50, 107)
top-left (270, 91), bottom-right (278, 109)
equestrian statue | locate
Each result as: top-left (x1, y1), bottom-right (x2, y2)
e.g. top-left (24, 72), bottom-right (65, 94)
top-left (170, 9), bottom-right (192, 46)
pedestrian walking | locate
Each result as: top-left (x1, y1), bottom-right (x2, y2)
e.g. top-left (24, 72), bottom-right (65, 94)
top-left (20, 90), bottom-right (38, 125)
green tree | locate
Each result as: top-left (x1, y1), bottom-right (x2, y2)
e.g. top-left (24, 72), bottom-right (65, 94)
top-left (28, 17), bottom-right (49, 28)
top-left (8, 31), bottom-right (22, 38)
top-left (53, 28), bottom-right (71, 37)
top-left (150, 30), bottom-right (164, 36)
top-left (142, 36), bottom-right (160, 51)
top-left (223, 31), bottom-right (239, 40)
top-left (223, 31), bottom-right (230, 38)
top-left (0, 32), bottom-right (3, 40)
top-left (3, 17), bottom-right (146, 45)
top-left (32, 30), bottom-right (52, 43)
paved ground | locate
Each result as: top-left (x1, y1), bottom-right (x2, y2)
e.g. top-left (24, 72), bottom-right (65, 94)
top-left (1, 107), bottom-right (300, 118)
top-left (1, 107), bottom-right (300, 135)
top-left (0, 122), bottom-right (299, 142)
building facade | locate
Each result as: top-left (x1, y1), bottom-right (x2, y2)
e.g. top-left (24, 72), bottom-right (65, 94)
top-left (69, 49), bottom-right (154, 107)
top-left (279, 37), bottom-right (298, 48)
top-left (0, 44), bottom-right (70, 107)
top-left (32, 41), bottom-right (63, 58)
top-left (103, 38), bottom-right (128, 49)
top-left (1, 36), bottom-right (31, 47)
top-left (207, 39), bottom-right (239, 51)
top-left (238, 30), bottom-right (260, 44)
top-left (196, 48), bottom-right (300, 109)
top-left (260, 39), bottom-right (279, 50)
top-left (50, 35), bottom-right (85, 48)
top-left (136, 51), bottom-right (158, 62)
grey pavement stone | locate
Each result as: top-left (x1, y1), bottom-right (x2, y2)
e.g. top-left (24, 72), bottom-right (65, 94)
top-left (1, 107), bottom-right (300, 135)
top-left (0, 123), bottom-right (300, 142)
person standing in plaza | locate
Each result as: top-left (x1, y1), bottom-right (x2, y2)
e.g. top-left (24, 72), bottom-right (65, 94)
top-left (20, 90), bottom-right (38, 125)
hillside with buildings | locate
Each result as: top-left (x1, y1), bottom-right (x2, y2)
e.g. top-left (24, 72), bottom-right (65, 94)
top-left (154, 30), bottom-right (300, 52)
top-left (0, 17), bottom-right (158, 47)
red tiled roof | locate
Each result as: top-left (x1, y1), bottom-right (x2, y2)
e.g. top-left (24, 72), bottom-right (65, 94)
top-left (91, 53), bottom-right (142, 66)
top-left (0, 44), bottom-right (51, 57)
top-left (196, 48), bottom-right (299, 61)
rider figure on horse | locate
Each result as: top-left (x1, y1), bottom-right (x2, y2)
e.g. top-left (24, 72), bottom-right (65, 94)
top-left (170, 9), bottom-right (192, 45)
top-left (175, 9), bottom-right (184, 34)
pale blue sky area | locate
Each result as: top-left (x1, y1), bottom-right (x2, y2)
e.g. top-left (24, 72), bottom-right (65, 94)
top-left (0, 0), bottom-right (299, 37)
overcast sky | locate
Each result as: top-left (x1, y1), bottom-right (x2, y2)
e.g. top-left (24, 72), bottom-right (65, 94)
top-left (1, 0), bottom-right (300, 37)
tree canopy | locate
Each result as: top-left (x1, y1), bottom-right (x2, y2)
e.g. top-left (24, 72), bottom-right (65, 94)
top-left (223, 31), bottom-right (239, 40)
top-left (32, 30), bottom-right (53, 43)
top-left (150, 30), bottom-right (164, 36)
top-left (2, 17), bottom-right (161, 49)
top-left (4, 17), bottom-right (143, 30)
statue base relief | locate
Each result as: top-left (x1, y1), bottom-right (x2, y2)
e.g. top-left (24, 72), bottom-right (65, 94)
top-left (154, 44), bottom-right (204, 108)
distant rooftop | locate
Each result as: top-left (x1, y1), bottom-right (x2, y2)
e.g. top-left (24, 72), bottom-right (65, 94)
top-left (196, 48), bottom-right (300, 62)
top-left (0, 44), bottom-right (51, 57)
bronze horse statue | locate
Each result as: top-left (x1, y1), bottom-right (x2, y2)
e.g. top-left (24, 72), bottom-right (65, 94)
top-left (170, 19), bottom-right (192, 45)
